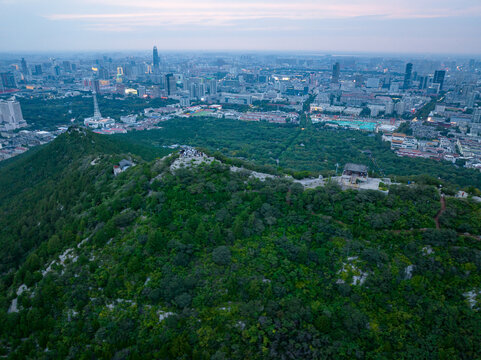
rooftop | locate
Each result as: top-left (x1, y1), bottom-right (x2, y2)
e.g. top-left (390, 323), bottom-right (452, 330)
top-left (344, 163), bottom-right (368, 173)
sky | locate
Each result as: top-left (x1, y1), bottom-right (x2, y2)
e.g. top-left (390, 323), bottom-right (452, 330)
top-left (1, 0), bottom-right (481, 54)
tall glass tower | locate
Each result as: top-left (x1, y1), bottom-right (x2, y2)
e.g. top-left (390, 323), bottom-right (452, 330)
top-left (153, 46), bottom-right (160, 72)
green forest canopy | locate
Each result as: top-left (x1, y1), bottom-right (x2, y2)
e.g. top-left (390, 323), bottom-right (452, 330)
top-left (118, 117), bottom-right (481, 189)
top-left (0, 129), bottom-right (481, 358)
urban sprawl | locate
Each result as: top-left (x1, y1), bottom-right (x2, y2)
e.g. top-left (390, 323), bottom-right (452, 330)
top-left (1, 50), bottom-right (481, 170)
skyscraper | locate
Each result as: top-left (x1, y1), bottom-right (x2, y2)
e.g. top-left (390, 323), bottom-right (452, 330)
top-left (403, 63), bottom-right (413, 90)
top-left (0, 72), bottom-right (16, 90)
top-left (93, 79), bottom-right (101, 95)
top-left (99, 67), bottom-right (109, 80)
top-left (418, 76), bottom-right (428, 90)
top-left (165, 74), bottom-right (176, 96)
top-left (34, 65), bottom-right (43, 75)
top-left (153, 46), bottom-right (160, 72)
top-left (209, 79), bottom-right (217, 95)
top-left (331, 62), bottom-right (340, 84)
top-left (62, 61), bottom-right (72, 72)
top-left (20, 58), bottom-right (28, 75)
top-left (433, 70), bottom-right (446, 91)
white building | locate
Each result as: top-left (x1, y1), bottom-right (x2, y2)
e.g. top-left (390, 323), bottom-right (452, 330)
top-left (0, 99), bottom-right (27, 131)
top-left (120, 114), bottom-right (138, 124)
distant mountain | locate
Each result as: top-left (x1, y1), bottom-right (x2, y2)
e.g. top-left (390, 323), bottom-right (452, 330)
top-left (1, 128), bottom-right (481, 359)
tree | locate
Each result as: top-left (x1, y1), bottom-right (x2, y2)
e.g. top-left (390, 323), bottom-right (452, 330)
top-left (195, 223), bottom-right (208, 244)
top-left (47, 235), bottom-right (62, 255)
top-left (212, 246), bottom-right (231, 266)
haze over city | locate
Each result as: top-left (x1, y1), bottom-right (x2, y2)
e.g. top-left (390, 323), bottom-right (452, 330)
top-left (3, 0), bottom-right (481, 358)
top-left (2, 0), bottom-right (481, 54)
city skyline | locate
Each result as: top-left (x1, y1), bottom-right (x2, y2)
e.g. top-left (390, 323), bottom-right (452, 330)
top-left (1, 0), bottom-right (481, 54)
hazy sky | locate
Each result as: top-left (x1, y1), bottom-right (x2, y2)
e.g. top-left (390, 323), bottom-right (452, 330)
top-left (2, 0), bottom-right (481, 54)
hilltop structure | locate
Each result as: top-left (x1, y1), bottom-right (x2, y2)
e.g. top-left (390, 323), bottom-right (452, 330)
top-left (342, 163), bottom-right (369, 184)
top-left (84, 91), bottom-right (115, 129)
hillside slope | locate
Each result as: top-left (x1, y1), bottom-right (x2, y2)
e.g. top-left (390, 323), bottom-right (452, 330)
top-left (1, 129), bottom-right (481, 359)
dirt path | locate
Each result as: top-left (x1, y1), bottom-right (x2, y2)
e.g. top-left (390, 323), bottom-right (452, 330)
top-left (434, 196), bottom-right (446, 229)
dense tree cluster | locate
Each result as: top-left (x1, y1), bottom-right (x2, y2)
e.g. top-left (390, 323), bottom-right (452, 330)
top-left (0, 130), bottom-right (481, 358)
top-left (19, 95), bottom-right (177, 130)
top-left (118, 117), bottom-right (481, 189)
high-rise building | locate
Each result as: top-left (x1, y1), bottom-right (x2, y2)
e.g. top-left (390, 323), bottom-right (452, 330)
top-left (99, 67), bottom-right (109, 80)
top-left (331, 62), bottom-right (340, 84)
top-left (467, 92), bottom-right (476, 108)
top-left (0, 72), bottom-right (17, 90)
top-left (0, 99), bottom-right (27, 130)
top-left (473, 108), bottom-right (481, 123)
top-left (180, 97), bottom-right (190, 107)
top-left (93, 79), bottom-right (101, 94)
top-left (418, 76), bottom-right (428, 90)
top-left (433, 70), bottom-right (446, 91)
top-left (153, 46), bottom-right (160, 72)
top-left (20, 58), bottom-right (28, 75)
top-left (165, 73), bottom-right (176, 96)
top-left (190, 83), bottom-right (206, 99)
top-left (34, 65), bottom-right (43, 75)
top-left (209, 79), bottom-right (218, 95)
top-left (62, 61), bottom-right (72, 72)
top-left (403, 63), bottom-right (413, 90)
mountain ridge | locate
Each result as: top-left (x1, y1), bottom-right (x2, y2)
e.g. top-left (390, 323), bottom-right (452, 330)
top-left (0, 128), bottom-right (481, 358)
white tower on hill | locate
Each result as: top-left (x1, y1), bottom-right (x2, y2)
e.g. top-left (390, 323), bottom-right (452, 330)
top-left (93, 91), bottom-right (102, 120)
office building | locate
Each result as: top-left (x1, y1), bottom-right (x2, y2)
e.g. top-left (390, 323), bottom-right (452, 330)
top-left (190, 82), bottom-right (206, 100)
top-left (418, 76), bottom-right (428, 90)
top-left (62, 61), bottom-right (72, 72)
top-left (403, 63), bottom-right (413, 90)
top-left (165, 73), bottom-right (176, 96)
top-left (34, 65), bottom-right (43, 75)
top-left (153, 46), bottom-right (160, 72)
top-left (21, 58), bottom-right (28, 75)
top-left (473, 108), bottom-right (481, 123)
top-left (433, 70), bottom-right (446, 91)
top-left (209, 79), bottom-right (218, 95)
top-left (93, 79), bottom-right (100, 94)
top-left (0, 72), bottom-right (16, 90)
top-left (98, 67), bottom-right (109, 80)
top-left (331, 62), bottom-right (340, 84)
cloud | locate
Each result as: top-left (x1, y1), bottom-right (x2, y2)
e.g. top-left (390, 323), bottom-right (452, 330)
top-left (3, 0), bottom-right (481, 52)
top-left (45, 0), bottom-right (481, 31)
